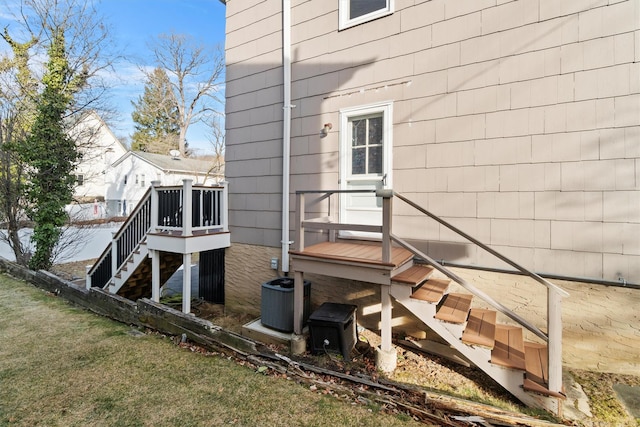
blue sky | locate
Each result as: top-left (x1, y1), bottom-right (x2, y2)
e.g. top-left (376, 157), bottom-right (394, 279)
top-left (0, 0), bottom-right (227, 155)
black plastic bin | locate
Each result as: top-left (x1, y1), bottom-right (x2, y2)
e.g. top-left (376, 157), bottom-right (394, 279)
top-left (260, 278), bottom-right (311, 332)
top-left (308, 302), bottom-right (357, 359)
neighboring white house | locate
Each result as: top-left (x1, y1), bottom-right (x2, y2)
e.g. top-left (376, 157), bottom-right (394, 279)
top-left (69, 111), bottom-right (128, 203)
top-left (67, 112), bottom-right (222, 219)
top-left (105, 151), bottom-right (222, 217)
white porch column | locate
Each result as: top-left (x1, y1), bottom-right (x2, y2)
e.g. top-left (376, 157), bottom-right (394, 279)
top-left (151, 249), bottom-right (161, 303)
top-left (182, 252), bottom-right (192, 314)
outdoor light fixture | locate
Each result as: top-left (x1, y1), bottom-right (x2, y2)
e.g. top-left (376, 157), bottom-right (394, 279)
top-left (321, 122), bottom-right (332, 137)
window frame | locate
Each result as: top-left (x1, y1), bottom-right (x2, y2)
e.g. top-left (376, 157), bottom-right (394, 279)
top-left (339, 0), bottom-right (394, 30)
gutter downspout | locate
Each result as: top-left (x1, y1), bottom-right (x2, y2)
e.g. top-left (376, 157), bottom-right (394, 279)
top-left (281, 0), bottom-right (292, 274)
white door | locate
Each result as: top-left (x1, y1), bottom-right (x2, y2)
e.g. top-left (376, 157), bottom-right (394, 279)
top-left (339, 102), bottom-right (393, 237)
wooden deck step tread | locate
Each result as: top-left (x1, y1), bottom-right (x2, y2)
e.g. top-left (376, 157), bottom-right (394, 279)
top-left (392, 265), bottom-right (434, 286)
top-left (410, 278), bottom-right (450, 303)
top-left (461, 309), bottom-right (496, 349)
top-left (491, 324), bottom-right (526, 371)
top-left (523, 378), bottom-right (565, 399)
top-left (524, 342), bottom-right (548, 385)
top-left (434, 293), bottom-right (473, 324)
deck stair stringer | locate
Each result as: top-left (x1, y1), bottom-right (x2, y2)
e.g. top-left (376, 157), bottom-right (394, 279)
top-left (107, 240), bottom-right (149, 295)
top-left (390, 284), bottom-right (561, 413)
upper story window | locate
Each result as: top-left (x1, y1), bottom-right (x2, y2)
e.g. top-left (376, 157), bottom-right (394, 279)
top-left (339, 0), bottom-right (393, 30)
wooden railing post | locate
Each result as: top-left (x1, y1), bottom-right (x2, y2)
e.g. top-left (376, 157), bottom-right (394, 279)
top-left (150, 181), bottom-right (160, 233)
top-left (295, 192), bottom-right (305, 251)
top-left (377, 189), bottom-right (393, 264)
top-left (548, 288), bottom-right (563, 393)
top-left (182, 179), bottom-right (193, 237)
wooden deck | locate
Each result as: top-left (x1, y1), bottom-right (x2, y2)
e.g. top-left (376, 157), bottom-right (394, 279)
top-left (290, 241), bottom-right (413, 268)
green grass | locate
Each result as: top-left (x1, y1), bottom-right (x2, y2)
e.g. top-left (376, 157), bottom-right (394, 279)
top-left (0, 275), bottom-right (420, 427)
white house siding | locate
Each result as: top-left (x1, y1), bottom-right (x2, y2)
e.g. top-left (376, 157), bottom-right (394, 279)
top-left (225, 0), bottom-right (640, 286)
top-left (70, 112), bottom-right (128, 202)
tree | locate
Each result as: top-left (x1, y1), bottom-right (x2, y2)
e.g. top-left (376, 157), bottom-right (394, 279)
top-left (145, 32), bottom-right (224, 157)
top-left (130, 67), bottom-right (180, 154)
top-left (18, 30), bottom-right (82, 270)
top-left (0, 30), bottom-right (39, 266)
top-left (206, 116), bottom-right (225, 181)
top-left (0, 0), bottom-right (115, 268)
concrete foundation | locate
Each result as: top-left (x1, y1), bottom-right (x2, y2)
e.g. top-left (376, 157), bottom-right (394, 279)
top-left (290, 334), bottom-right (307, 355)
top-left (375, 346), bottom-right (397, 373)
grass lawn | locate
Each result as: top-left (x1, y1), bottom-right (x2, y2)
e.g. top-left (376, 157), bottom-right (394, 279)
top-left (0, 274), bottom-right (420, 427)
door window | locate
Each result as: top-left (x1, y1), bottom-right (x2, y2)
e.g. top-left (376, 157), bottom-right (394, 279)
top-left (351, 115), bottom-right (383, 176)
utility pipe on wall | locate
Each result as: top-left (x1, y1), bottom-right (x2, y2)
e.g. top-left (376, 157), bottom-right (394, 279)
top-left (281, 0), bottom-right (292, 274)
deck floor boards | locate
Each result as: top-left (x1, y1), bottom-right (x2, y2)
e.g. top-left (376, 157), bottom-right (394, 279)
top-left (291, 241), bottom-right (413, 268)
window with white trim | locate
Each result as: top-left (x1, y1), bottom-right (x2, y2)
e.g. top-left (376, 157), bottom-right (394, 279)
top-left (339, 0), bottom-right (393, 30)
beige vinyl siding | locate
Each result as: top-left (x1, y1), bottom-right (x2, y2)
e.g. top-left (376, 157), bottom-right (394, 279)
top-left (224, 0), bottom-right (640, 282)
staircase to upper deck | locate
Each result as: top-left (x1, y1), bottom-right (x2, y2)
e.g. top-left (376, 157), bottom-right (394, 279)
top-left (86, 181), bottom-right (230, 301)
top-left (289, 189), bottom-right (568, 415)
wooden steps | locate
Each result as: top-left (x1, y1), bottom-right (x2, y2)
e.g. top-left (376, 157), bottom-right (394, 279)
top-left (491, 324), bottom-right (526, 371)
top-left (462, 308), bottom-right (496, 348)
top-left (434, 293), bottom-right (473, 323)
top-left (293, 239), bottom-right (564, 406)
top-left (392, 264), bottom-right (434, 285)
top-left (410, 278), bottom-right (449, 303)
top-left (523, 342), bottom-right (564, 397)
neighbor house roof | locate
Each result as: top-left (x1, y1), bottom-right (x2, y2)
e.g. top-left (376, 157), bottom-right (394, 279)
top-left (113, 151), bottom-right (216, 175)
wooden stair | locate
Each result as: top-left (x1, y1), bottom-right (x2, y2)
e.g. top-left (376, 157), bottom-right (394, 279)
top-left (462, 308), bottom-right (496, 349)
top-left (291, 239), bottom-right (564, 412)
top-left (410, 278), bottom-right (449, 303)
top-left (386, 260), bottom-right (563, 405)
top-left (435, 293), bottom-right (473, 323)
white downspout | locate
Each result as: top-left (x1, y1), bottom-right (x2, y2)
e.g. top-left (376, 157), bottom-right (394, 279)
top-left (281, 0), bottom-right (292, 274)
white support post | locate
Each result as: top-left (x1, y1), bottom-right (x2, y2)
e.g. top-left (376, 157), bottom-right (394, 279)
top-left (222, 181), bottom-right (229, 232)
top-left (547, 288), bottom-right (563, 393)
top-left (381, 286), bottom-right (392, 352)
top-left (151, 249), bottom-right (160, 302)
top-left (376, 285), bottom-right (397, 372)
top-left (293, 270), bottom-right (304, 335)
top-left (182, 179), bottom-right (193, 237)
top-left (110, 232), bottom-right (118, 288)
top-left (150, 181), bottom-right (160, 233)
top-left (182, 252), bottom-right (192, 314)
top-left (85, 265), bottom-right (92, 290)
